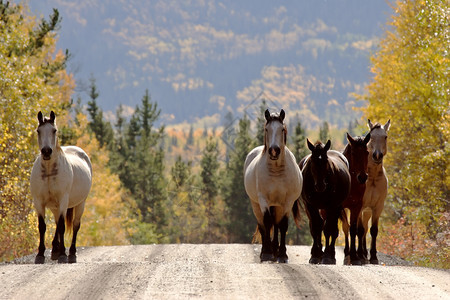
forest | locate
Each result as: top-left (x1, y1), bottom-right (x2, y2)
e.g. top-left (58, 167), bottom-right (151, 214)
top-left (0, 0), bottom-right (448, 268)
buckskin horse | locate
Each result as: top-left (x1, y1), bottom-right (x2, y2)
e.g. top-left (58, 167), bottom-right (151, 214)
top-left (30, 111), bottom-right (92, 264)
top-left (244, 109), bottom-right (302, 263)
top-left (357, 119), bottom-right (390, 264)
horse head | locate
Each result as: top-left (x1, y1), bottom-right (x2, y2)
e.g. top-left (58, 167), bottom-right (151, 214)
top-left (264, 109), bottom-right (286, 161)
top-left (37, 111), bottom-right (58, 160)
top-left (367, 119), bottom-right (390, 164)
top-left (307, 138), bottom-right (331, 193)
top-left (346, 132), bottom-right (370, 184)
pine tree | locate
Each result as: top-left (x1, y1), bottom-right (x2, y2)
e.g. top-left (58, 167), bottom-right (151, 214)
top-left (291, 119), bottom-right (309, 163)
top-left (200, 137), bottom-right (221, 242)
top-left (222, 115), bottom-right (256, 242)
top-left (319, 121), bottom-right (330, 143)
top-left (86, 76), bottom-right (113, 148)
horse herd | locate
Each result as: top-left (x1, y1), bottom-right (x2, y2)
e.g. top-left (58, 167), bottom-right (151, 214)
top-left (244, 109), bottom-right (390, 265)
top-left (30, 110), bottom-right (389, 266)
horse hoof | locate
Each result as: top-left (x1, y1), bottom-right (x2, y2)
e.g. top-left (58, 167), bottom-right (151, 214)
top-left (68, 254), bottom-right (77, 264)
top-left (35, 255), bottom-right (45, 264)
top-left (370, 258), bottom-right (379, 265)
top-left (277, 256), bottom-right (288, 264)
top-left (321, 257), bottom-right (336, 265)
top-left (51, 251), bottom-right (59, 260)
top-left (260, 253), bottom-right (275, 262)
top-left (309, 257), bottom-right (321, 264)
top-left (58, 255), bottom-right (68, 264)
top-left (343, 256), bottom-right (351, 265)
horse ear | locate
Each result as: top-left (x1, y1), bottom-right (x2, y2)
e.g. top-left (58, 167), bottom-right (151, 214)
top-left (37, 111), bottom-right (44, 124)
top-left (324, 140), bottom-right (331, 151)
top-left (384, 119), bottom-right (390, 132)
top-left (368, 119), bottom-right (374, 130)
top-left (363, 132), bottom-right (371, 145)
top-left (279, 109), bottom-right (285, 122)
top-left (346, 132), bottom-right (355, 145)
top-left (307, 138), bottom-right (314, 151)
top-left (265, 109), bottom-right (270, 121)
top-left (50, 111), bottom-right (56, 123)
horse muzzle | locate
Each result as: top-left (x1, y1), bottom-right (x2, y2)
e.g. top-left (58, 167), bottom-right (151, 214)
top-left (372, 151), bottom-right (384, 164)
top-left (41, 147), bottom-right (52, 160)
top-left (268, 146), bottom-right (281, 160)
top-left (357, 173), bottom-right (368, 184)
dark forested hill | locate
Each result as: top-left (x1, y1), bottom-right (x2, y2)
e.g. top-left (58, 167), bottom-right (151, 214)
top-left (29, 0), bottom-right (391, 128)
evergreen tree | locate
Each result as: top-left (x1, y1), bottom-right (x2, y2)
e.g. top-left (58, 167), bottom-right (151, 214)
top-left (291, 119), bottom-right (309, 163)
top-left (86, 76), bottom-right (113, 148)
top-left (110, 90), bottom-right (167, 241)
top-left (200, 137), bottom-right (221, 242)
top-left (319, 121), bottom-right (330, 143)
top-left (255, 99), bottom-right (268, 145)
top-left (222, 115), bottom-right (256, 242)
top-left (185, 125), bottom-right (194, 150)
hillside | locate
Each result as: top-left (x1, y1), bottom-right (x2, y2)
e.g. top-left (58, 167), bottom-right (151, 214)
top-left (29, 1), bottom-right (391, 128)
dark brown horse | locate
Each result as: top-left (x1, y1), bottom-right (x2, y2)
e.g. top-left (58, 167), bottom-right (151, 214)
top-left (342, 132), bottom-right (370, 265)
top-left (294, 139), bottom-right (350, 264)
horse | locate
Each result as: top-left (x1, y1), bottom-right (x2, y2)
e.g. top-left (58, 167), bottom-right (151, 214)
top-left (294, 139), bottom-right (350, 264)
top-left (244, 109), bottom-right (303, 263)
top-left (357, 119), bottom-right (390, 264)
top-left (30, 111), bottom-right (92, 264)
top-left (341, 132), bottom-right (370, 265)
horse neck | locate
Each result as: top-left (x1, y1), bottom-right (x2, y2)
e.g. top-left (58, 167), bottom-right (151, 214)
top-left (264, 148), bottom-right (286, 173)
top-left (367, 158), bottom-right (383, 180)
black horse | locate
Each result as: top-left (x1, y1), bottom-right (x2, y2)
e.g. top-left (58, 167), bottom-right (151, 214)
top-left (294, 139), bottom-right (351, 264)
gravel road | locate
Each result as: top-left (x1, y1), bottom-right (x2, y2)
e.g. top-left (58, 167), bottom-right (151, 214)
top-left (1, 244), bottom-right (448, 299)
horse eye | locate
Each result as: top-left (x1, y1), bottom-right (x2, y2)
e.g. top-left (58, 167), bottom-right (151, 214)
top-left (53, 129), bottom-right (57, 133)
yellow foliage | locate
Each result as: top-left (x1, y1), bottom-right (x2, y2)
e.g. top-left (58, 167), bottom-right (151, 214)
top-left (0, 3), bottom-right (73, 261)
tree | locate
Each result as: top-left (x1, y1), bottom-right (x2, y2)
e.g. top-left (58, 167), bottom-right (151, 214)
top-left (0, 2), bottom-right (73, 261)
top-left (110, 90), bottom-right (167, 241)
top-left (86, 76), bottom-right (113, 148)
top-left (255, 99), bottom-right (268, 145)
top-left (358, 0), bottom-right (449, 267)
top-left (200, 137), bottom-right (225, 242)
top-left (291, 119), bottom-right (309, 163)
top-left (222, 115), bottom-right (257, 242)
top-left (319, 121), bottom-right (330, 143)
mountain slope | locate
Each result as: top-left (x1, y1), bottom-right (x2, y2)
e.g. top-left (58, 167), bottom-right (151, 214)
top-left (30, 0), bottom-right (391, 127)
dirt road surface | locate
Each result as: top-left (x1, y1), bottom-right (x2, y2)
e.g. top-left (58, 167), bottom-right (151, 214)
top-left (1, 244), bottom-right (448, 299)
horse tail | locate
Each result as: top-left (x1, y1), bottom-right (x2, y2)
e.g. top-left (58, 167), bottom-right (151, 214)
top-left (292, 199), bottom-right (302, 229)
top-left (252, 225), bottom-right (261, 243)
top-left (339, 208), bottom-right (349, 231)
top-left (65, 207), bottom-right (74, 235)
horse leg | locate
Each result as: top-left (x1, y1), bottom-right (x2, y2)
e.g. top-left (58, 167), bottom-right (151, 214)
top-left (69, 203), bottom-right (85, 263)
top-left (322, 209), bottom-right (339, 265)
top-left (357, 209), bottom-right (371, 264)
top-left (277, 215), bottom-right (289, 263)
top-left (342, 209), bottom-right (350, 264)
top-left (305, 202), bottom-right (323, 264)
top-left (56, 214), bottom-right (68, 263)
top-left (260, 209), bottom-right (275, 262)
top-left (51, 211), bottom-right (60, 260)
top-left (349, 210), bottom-right (362, 265)
top-left (369, 209), bottom-right (383, 264)
top-left (271, 207), bottom-right (279, 259)
top-left (35, 215), bottom-right (46, 264)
